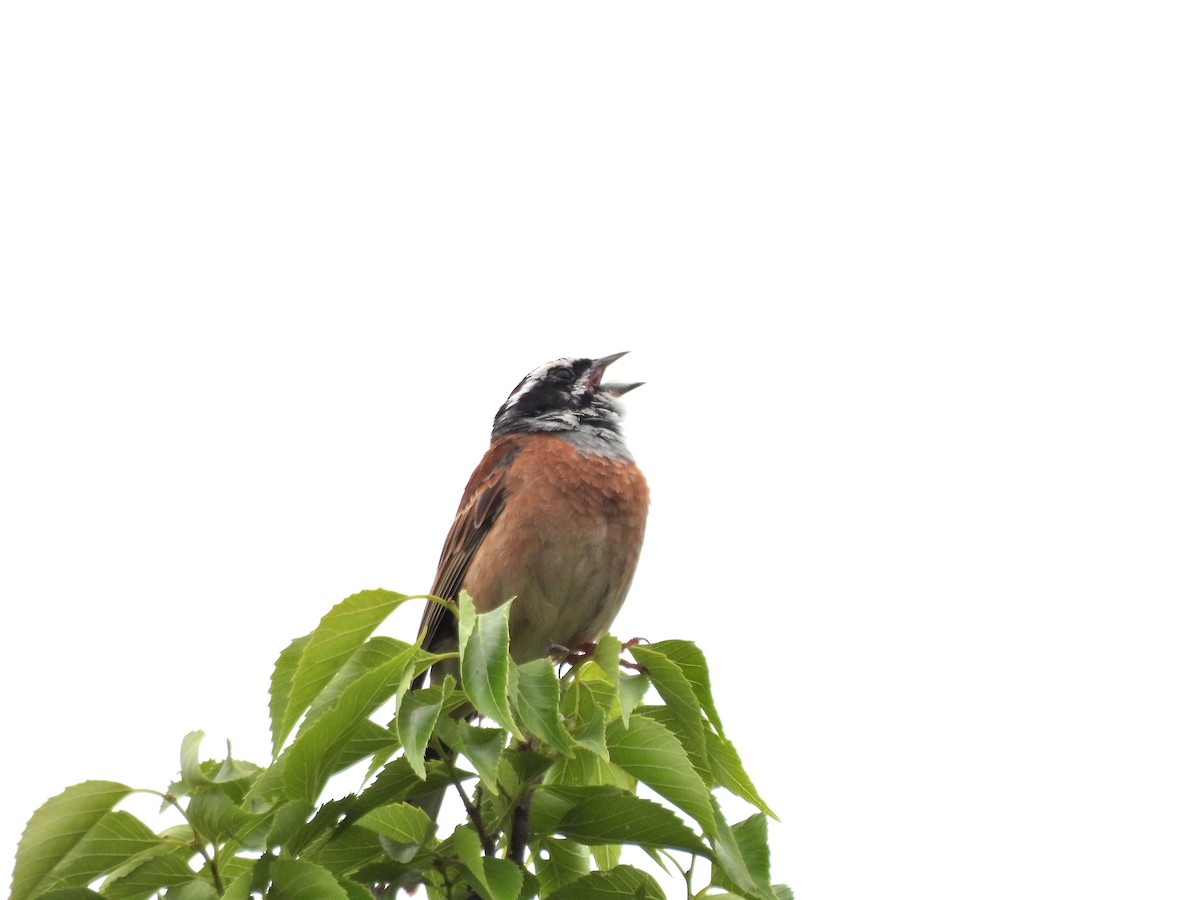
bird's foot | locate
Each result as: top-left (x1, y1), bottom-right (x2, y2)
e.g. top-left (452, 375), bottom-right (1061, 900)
top-left (548, 641), bottom-right (595, 661)
top-left (618, 636), bottom-right (649, 672)
top-left (570, 641), bottom-right (598, 659)
top-left (549, 641), bottom-right (597, 675)
top-left (550, 638), bottom-right (649, 673)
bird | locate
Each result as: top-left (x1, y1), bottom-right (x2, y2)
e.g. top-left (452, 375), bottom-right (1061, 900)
top-left (413, 351), bottom-right (650, 687)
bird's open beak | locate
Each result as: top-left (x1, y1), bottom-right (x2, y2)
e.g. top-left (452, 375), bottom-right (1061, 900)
top-left (590, 351), bottom-right (644, 395)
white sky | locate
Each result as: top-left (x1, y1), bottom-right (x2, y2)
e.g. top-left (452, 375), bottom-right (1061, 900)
top-left (1, 3), bottom-right (1197, 897)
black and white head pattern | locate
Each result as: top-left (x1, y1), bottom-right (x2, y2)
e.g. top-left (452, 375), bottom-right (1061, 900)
top-left (491, 357), bottom-right (632, 457)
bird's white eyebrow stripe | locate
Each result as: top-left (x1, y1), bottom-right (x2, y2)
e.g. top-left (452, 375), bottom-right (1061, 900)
top-left (502, 358), bottom-right (573, 410)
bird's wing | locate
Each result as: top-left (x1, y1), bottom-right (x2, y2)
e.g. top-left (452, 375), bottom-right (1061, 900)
top-left (413, 437), bottom-right (521, 683)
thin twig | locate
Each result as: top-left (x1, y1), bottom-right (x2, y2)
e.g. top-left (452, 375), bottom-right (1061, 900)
top-left (508, 785), bottom-right (533, 866)
top-left (452, 775), bottom-right (495, 855)
top-left (159, 792), bottom-right (224, 895)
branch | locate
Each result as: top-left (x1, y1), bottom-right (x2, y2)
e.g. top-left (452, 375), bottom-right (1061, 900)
top-left (507, 786), bottom-right (533, 866)
top-left (452, 773), bottom-right (495, 856)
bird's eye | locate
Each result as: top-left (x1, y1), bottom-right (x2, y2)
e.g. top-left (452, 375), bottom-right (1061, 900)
top-left (547, 366), bottom-right (574, 382)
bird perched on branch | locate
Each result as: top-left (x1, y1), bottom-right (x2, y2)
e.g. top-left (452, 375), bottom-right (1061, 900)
top-left (414, 351), bottom-right (650, 686)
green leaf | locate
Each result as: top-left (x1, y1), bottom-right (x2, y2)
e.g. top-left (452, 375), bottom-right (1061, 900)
top-left (174, 735), bottom-right (259, 796)
top-left (573, 710), bottom-right (609, 760)
top-left (163, 881), bottom-right (219, 900)
top-left (593, 634), bottom-right (623, 685)
top-left (314, 824), bottom-right (391, 874)
top-left (512, 658), bottom-right (574, 755)
top-left (568, 636), bottom-right (620, 717)
top-left (498, 743), bottom-right (556, 799)
top-left (213, 854), bottom-right (254, 888)
top-left (710, 812), bottom-right (776, 900)
top-left (533, 838), bottom-right (590, 896)
top-left (356, 802), bottom-right (433, 859)
top-left (639, 846), bottom-right (670, 875)
top-left (437, 719), bottom-right (507, 795)
top-left (243, 757), bottom-right (285, 810)
top-left (267, 857), bottom-right (350, 899)
top-left (544, 864), bottom-right (667, 899)
top-left (607, 716), bottom-right (716, 835)
top-left (247, 854), bottom-right (275, 897)
top-left (616, 672), bottom-right (651, 728)
top-left (465, 730), bottom-right (509, 796)
top-left (479, 857), bottom-right (525, 900)
top-left (635, 705), bottom-right (710, 782)
top-left (368, 679), bottom-right (463, 782)
top-left (458, 594), bottom-right (521, 734)
top-left (286, 795), bottom-right (360, 855)
top-left (531, 786), bottom-right (708, 857)
top-left (336, 880), bottom-right (377, 900)
top-left (545, 747), bottom-right (633, 790)
top-left (53, 811), bottom-right (165, 890)
top-left (187, 789), bottom-right (247, 843)
top-left (327, 719), bottom-right (395, 775)
top-left (447, 827), bottom-right (524, 900)
top-left (180, 730), bottom-right (209, 788)
top-left (220, 867), bottom-right (255, 900)
top-left (33, 891), bottom-right (106, 900)
top-left (100, 844), bottom-right (195, 900)
top-left (273, 589), bottom-right (413, 756)
top-left (282, 642), bottom-right (420, 803)
top-left (451, 825), bottom-right (487, 888)
top-left (590, 843), bottom-right (621, 871)
top-left (269, 636), bottom-right (309, 755)
top-left (351, 757), bottom-right (462, 818)
top-left (397, 682), bottom-right (451, 779)
top-left (640, 640), bottom-right (724, 738)
top-left (730, 814), bottom-right (771, 891)
top-left (705, 730), bottom-right (778, 819)
top-left (561, 677), bottom-right (609, 760)
top-left (627, 646), bottom-right (707, 764)
top-left (214, 743), bottom-right (262, 785)
top-left (11, 781), bottom-right (134, 900)
top-left (300, 636), bottom-right (420, 734)
top-left (263, 799), bottom-right (314, 851)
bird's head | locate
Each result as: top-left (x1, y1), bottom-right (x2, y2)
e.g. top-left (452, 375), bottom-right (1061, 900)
top-left (491, 352), bottom-right (643, 445)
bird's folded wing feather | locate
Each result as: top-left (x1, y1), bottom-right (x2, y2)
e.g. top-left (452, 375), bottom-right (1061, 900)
top-left (415, 439), bottom-right (520, 670)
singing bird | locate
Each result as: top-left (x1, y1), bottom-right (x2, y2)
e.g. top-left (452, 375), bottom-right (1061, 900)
top-left (414, 351), bottom-right (650, 684)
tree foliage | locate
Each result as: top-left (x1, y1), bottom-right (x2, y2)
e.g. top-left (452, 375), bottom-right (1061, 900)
top-left (13, 590), bottom-right (789, 899)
